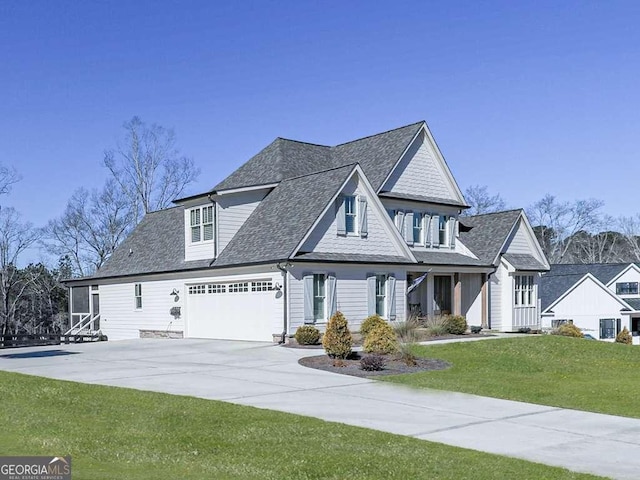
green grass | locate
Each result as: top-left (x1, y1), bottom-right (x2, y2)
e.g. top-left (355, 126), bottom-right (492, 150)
top-left (0, 371), bottom-right (601, 479)
top-left (384, 335), bottom-right (640, 418)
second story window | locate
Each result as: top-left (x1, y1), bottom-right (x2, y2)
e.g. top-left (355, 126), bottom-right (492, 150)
top-left (344, 196), bottom-right (357, 234)
top-left (616, 282), bottom-right (638, 295)
top-left (190, 205), bottom-right (214, 243)
top-left (438, 215), bottom-right (448, 246)
top-left (413, 213), bottom-right (423, 244)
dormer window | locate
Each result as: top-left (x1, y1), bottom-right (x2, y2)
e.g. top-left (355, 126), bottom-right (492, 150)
top-left (190, 205), bottom-right (213, 243)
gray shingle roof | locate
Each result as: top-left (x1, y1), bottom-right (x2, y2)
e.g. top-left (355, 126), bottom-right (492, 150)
top-left (412, 251), bottom-right (489, 267)
top-left (503, 253), bottom-right (547, 271)
top-left (294, 252), bottom-right (412, 264)
top-left (90, 207), bottom-right (212, 279)
top-left (378, 191), bottom-right (469, 208)
top-left (213, 164), bottom-right (357, 267)
top-left (624, 298), bottom-right (640, 311)
top-left (212, 122), bottom-right (424, 193)
top-left (539, 263), bottom-right (630, 311)
top-left (458, 209), bottom-right (522, 265)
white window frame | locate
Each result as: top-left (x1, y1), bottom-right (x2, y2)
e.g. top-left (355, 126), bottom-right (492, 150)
top-left (438, 215), bottom-right (448, 247)
top-left (514, 275), bottom-right (534, 306)
top-left (616, 282), bottom-right (639, 295)
top-left (344, 195), bottom-right (357, 235)
top-left (375, 274), bottom-right (387, 317)
top-left (313, 274), bottom-right (326, 321)
top-left (413, 212), bottom-right (423, 244)
top-left (134, 283), bottom-right (142, 310)
top-left (599, 318), bottom-right (617, 339)
top-left (190, 205), bottom-right (214, 244)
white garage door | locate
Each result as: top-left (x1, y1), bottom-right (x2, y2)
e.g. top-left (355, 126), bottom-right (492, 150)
top-left (186, 280), bottom-right (278, 341)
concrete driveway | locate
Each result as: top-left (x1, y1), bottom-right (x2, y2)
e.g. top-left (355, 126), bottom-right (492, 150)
top-left (2, 338), bottom-right (640, 479)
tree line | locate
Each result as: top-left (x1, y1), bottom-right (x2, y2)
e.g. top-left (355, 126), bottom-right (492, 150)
top-left (464, 185), bottom-right (640, 264)
top-left (1, 117), bottom-right (200, 336)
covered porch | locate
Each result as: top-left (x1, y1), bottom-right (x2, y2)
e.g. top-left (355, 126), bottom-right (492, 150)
top-left (406, 267), bottom-right (491, 328)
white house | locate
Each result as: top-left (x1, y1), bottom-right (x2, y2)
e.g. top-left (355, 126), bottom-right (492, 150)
top-left (65, 121), bottom-right (549, 342)
top-left (540, 263), bottom-right (640, 344)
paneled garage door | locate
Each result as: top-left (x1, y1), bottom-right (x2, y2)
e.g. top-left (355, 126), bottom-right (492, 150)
top-left (186, 280), bottom-right (278, 341)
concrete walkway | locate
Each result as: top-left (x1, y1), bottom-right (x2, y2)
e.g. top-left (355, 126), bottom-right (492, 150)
top-left (1, 338), bottom-right (639, 479)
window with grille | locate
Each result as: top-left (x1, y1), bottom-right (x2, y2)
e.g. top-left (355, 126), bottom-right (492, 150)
top-left (514, 275), bottom-right (534, 306)
top-left (208, 284), bottom-right (226, 294)
top-left (190, 205), bottom-right (214, 243)
top-left (616, 282), bottom-right (638, 295)
top-left (251, 281), bottom-right (273, 292)
top-left (134, 283), bottom-right (142, 309)
top-left (228, 282), bottom-right (249, 293)
top-left (375, 274), bottom-right (386, 316)
top-left (344, 196), bottom-right (356, 234)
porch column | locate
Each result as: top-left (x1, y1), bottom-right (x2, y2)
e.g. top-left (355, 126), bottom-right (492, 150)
top-left (453, 273), bottom-right (462, 316)
top-left (481, 273), bottom-right (488, 329)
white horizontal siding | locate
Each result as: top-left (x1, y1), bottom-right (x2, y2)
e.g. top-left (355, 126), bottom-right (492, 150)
top-left (100, 269), bottom-right (284, 341)
top-left (382, 131), bottom-right (458, 201)
top-left (461, 273), bottom-right (483, 325)
top-left (489, 264), bottom-right (504, 330)
top-left (288, 264), bottom-right (406, 334)
top-left (300, 176), bottom-right (404, 256)
top-left (505, 219), bottom-right (532, 255)
top-left (217, 190), bottom-right (267, 254)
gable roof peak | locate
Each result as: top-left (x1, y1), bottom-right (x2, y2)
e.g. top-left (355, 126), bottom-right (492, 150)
top-left (334, 121), bottom-right (425, 147)
top-left (464, 208), bottom-right (523, 220)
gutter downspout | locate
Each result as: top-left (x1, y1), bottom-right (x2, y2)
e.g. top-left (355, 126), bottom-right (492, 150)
top-left (485, 266), bottom-right (498, 329)
top-left (276, 262), bottom-right (289, 344)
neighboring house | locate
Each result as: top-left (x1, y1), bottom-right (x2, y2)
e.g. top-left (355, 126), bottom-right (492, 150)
top-left (65, 121), bottom-right (549, 342)
top-left (540, 263), bottom-right (640, 344)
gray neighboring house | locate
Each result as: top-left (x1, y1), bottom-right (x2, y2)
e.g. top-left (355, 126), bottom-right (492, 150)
top-left (540, 263), bottom-right (640, 343)
top-left (65, 121), bottom-right (549, 342)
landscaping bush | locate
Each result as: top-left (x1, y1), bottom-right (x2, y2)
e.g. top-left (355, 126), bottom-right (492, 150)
top-left (423, 315), bottom-right (448, 337)
top-left (616, 326), bottom-right (632, 345)
top-left (360, 354), bottom-right (386, 371)
top-left (322, 311), bottom-right (353, 359)
top-left (518, 327), bottom-right (532, 334)
top-left (551, 323), bottom-right (584, 338)
top-left (397, 342), bottom-right (418, 366)
top-left (470, 325), bottom-right (482, 334)
top-left (363, 322), bottom-right (399, 355)
top-left (360, 314), bottom-right (386, 338)
top-left (443, 315), bottom-right (468, 335)
top-left (294, 325), bottom-right (321, 345)
top-left (393, 315), bottom-right (420, 344)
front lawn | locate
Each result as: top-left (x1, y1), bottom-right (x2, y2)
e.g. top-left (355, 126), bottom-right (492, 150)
top-left (384, 335), bottom-right (640, 418)
top-left (0, 371), bottom-right (600, 479)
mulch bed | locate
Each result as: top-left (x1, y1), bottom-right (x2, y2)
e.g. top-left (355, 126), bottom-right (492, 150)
top-left (299, 352), bottom-right (451, 378)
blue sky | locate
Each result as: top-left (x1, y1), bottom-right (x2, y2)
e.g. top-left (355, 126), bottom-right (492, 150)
top-left (1, 0), bottom-right (639, 263)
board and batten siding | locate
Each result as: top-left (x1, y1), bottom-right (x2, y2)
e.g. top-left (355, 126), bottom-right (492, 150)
top-left (543, 276), bottom-right (629, 340)
top-left (460, 273), bottom-right (483, 325)
top-left (489, 264), bottom-right (504, 330)
top-left (300, 176), bottom-right (404, 256)
top-left (99, 269), bottom-right (284, 341)
top-left (381, 131), bottom-right (458, 202)
top-left (607, 267), bottom-right (640, 297)
top-left (217, 189), bottom-right (268, 254)
top-left (287, 264), bottom-right (406, 334)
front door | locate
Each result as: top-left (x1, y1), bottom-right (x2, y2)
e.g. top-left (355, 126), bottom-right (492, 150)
top-left (433, 275), bottom-right (452, 316)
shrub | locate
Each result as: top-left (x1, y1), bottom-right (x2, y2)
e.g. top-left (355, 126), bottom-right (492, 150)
top-left (397, 342), bottom-right (418, 366)
top-left (423, 315), bottom-right (448, 337)
top-left (443, 315), bottom-right (468, 335)
top-left (518, 327), bottom-right (531, 334)
top-left (360, 354), bottom-right (386, 371)
top-left (393, 315), bottom-right (420, 344)
top-left (551, 323), bottom-right (584, 338)
top-left (294, 325), bottom-right (321, 345)
top-left (470, 325), bottom-right (482, 334)
top-left (363, 323), bottom-right (399, 355)
top-left (616, 326), bottom-right (632, 345)
top-left (360, 314), bottom-right (386, 338)
top-left (322, 311), bottom-right (353, 359)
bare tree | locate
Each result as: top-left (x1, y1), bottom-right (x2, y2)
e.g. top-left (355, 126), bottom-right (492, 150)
top-left (567, 217), bottom-right (623, 263)
top-left (104, 116), bottom-right (200, 224)
top-left (44, 180), bottom-right (133, 277)
top-left (527, 194), bottom-right (604, 264)
top-left (0, 165), bottom-right (21, 197)
top-left (0, 207), bottom-right (41, 336)
top-left (463, 185), bottom-right (507, 216)
top-left (619, 215), bottom-right (640, 261)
